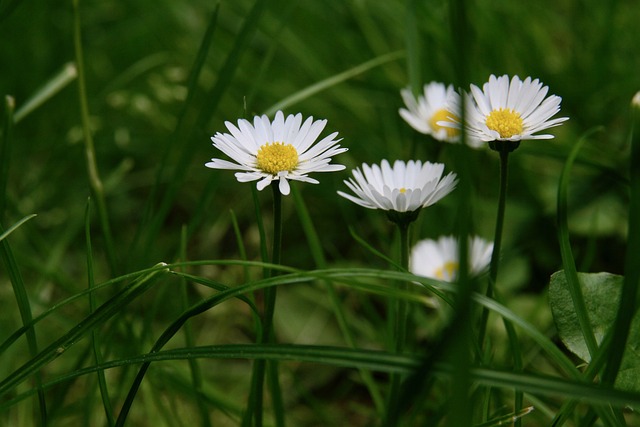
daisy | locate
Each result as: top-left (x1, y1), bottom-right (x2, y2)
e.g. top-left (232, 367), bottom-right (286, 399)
top-left (337, 159), bottom-right (457, 213)
top-left (206, 111), bottom-right (347, 195)
top-left (410, 235), bottom-right (493, 282)
top-left (399, 82), bottom-right (470, 144)
top-left (442, 74), bottom-right (568, 145)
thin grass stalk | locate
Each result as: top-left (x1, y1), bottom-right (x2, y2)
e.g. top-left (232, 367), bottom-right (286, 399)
top-left (1, 96), bottom-right (14, 217)
top-left (291, 185), bottom-right (384, 414)
top-left (145, 0), bottom-right (267, 256)
top-left (447, 0), bottom-right (475, 424)
top-left (85, 200), bottom-right (115, 426)
top-left (179, 225), bottom-right (212, 427)
top-left (72, 0), bottom-right (117, 275)
top-left (386, 219), bottom-right (411, 422)
top-left (0, 95), bottom-right (47, 426)
top-left (134, 4), bottom-right (219, 258)
top-left (601, 95), bottom-right (640, 386)
top-left (557, 132), bottom-right (599, 358)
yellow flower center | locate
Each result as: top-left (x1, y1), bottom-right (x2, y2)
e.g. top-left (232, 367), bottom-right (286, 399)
top-left (429, 109), bottom-right (460, 138)
top-left (434, 261), bottom-right (459, 281)
top-left (485, 108), bottom-right (523, 138)
top-left (399, 188), bottom-right (407, 193)
top-left (256, 142), bottom-right (299, 175)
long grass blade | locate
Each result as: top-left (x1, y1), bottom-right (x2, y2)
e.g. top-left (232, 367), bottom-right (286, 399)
top-left (85, 199), bottom-right (115, 426)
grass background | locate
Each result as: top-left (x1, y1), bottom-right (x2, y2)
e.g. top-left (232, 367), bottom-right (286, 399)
top-left (0, 0), bottom-right (638, 425)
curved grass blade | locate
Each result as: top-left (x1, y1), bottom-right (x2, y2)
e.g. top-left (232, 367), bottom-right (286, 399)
top-left (264, 51), bottom-right (403, 116)
top-left (0, 263), bottom-right (168, 396)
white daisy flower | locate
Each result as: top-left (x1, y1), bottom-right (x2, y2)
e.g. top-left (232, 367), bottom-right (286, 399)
top-left (205, 111), bottom-right (347, 195)
top-left (410, 235), bottom-right (493, 282)
top-left (442, 74), bottom-right (569, 144)
top-left (399, 82), bottom-right (467, 144)
top-left (337, 159), bottom-right (458, 213)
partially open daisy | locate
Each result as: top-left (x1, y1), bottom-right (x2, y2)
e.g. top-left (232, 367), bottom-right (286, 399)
top-left (410, 235), bottom-right (493, 282)
top-left (442, 74), bottom-right (568, 146)
top-left (399, 82), bottom-right (470, 144)
top-left (337, 159), bottom-right (457, 214)
top-left (206, 111), bottom-right (347, 195)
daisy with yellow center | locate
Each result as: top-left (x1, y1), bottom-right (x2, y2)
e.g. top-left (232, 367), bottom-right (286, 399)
top-left (441, 74), bottom-right (568, 144)
top-left (410, 235), bottom-right (493, 283)
top-left (206, 111), bottom-right (347, 195)
top-left (337, 159), bottom-right (458, 213)
top-left (399, 82), bottom-right (484, 147)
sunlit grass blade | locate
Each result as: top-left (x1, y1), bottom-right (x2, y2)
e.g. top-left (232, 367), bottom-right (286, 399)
top-left (86, 199), bottom-right (115, 426)
top-left (557, 128), bottom-right (604, 359)
top-left (0, 263), bottom-right (168, 396)
top-left (473, 406), bottom-right (535, 427)
top-left (73, 0), bottom-right (118, 275)
top-left (263, 51), bottom-right (403, 116)
top-left (13, 62), bottom-right (77, 123)
top-left (0, 214), bottom-right (37, 243)
top-left (9, 343), bottom-right (640, 412)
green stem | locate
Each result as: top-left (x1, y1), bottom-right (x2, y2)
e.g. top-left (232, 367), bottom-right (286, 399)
top-left (72, 0), bottom-right (118, 275)
top-left (478, 145), bottom-right (510, 348)
top-left (385, 218), bottom-right (411, 425)
top-left (251, 184), bottom-right (285, 427)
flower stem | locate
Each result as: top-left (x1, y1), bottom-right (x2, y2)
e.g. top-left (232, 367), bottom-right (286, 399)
top-left (478, 146), bottom-right (510, 347)
top-left (250, 184), bottom-right (284, 427)
top-left (386, 218), bottom-right (411, 424)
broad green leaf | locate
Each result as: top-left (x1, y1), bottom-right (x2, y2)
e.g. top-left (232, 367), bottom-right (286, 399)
top-left (549, 270), bottom-right (640, 392)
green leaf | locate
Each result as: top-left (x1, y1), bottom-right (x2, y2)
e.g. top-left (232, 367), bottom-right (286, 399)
top-left (549, 270), bottom-right (640, 392)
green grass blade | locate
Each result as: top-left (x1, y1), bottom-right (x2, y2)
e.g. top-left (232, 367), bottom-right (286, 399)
top-left (86, 199), bottom-right (115, 426)
top-left (13, 63), bottom-right (77, 124)
top-left (0, 214), bottom-right (37, 242)
top-left (557, 128), bottom-right (603, 358)
top-left (73, 0), bottom-right (118, 275)
top-left (263, 51), bottom-right (403, 116)
top-left (0, 95), bottom-right (14, 217)
top-left (601, 95), bottom-right (640, 386)
top-left (0, 263), bottom-right (168, 396)
top-left (179, 225), bottom-right (212, 427)
top-left (292, 185), bottom-right (384, 415)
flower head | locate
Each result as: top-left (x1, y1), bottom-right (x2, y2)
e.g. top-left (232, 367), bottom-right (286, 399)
top-left (399, 82), bottom-right (470, 144)
top-left (410, 235), bottom-right (493, 282)
top-left (206, 111), bottom-right (347, 195)
top-left (337, 160), bottom-right (457, 213)
top-left (442, 74), bottom-right (568, 145)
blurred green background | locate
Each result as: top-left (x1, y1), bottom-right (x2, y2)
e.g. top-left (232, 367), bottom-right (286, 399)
top-left (0, 0), bottom-right (638, 425)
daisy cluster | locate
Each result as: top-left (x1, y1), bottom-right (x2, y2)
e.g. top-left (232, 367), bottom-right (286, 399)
top-left (205, 74), bottom-right (567, 283)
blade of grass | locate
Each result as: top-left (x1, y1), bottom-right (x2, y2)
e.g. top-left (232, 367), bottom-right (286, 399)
top-left (142, 0), bottom-right (267, 258)
top-left (13, 63), bottom-right (77, 124)
top-left (10, 344), bottom-right (640, 411)
top-left (0, 93), bottom-right (47, 425)
top-left (0, 263), bottom-right (168, 396)
top-left (601, 94), bottom-right (640, 386)
top-left (557, 128), bottom-right (604, 359)
top-left (73, 0), bottom-right (118, 275)
top-left (291, 185), bottom-right (384, 415)
top-left (85, 199), bottom-right (115, 426)
top-left (0, 214), bottom-right (37, 242)
top-left (263, 51), bottom-right (403, 116)
top-left (178, 225), bottom-right (212, 427)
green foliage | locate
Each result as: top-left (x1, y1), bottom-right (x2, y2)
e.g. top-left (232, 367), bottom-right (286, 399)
top-left (550, 271), bottom-right (640, 394)
top-left (0, 0), bottom-right (639, 426)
